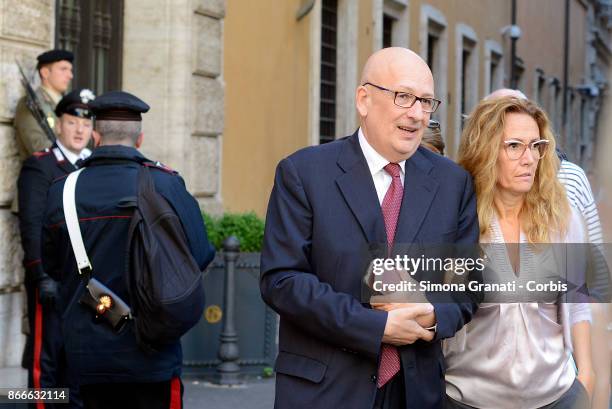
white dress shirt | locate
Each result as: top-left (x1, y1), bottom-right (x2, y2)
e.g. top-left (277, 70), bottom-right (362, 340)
top-left (56, 139), bottom-right (91, 166)
top-left (357, 128), bottom-right (405, 205)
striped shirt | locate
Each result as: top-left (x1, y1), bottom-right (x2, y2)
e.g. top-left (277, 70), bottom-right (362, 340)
top-left (558, 160), bottom-right (607, 301)
top-left (558, 160), bottom-right (603, 244)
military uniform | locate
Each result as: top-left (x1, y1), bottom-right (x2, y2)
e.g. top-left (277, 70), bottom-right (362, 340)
top-left (12, 49), bottom-right (74, 214)
top-left (14, 87), bottom-right (58, 161)
top-left (18, 145), bottom-right (82, 409)
top-left (17, 88), bottom-right (93, 409)
top-left (41, 92), bottom-right (215, 409)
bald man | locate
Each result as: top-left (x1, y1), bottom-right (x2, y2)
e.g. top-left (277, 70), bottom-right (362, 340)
top-left (261, 47), bottom-right (480, 409)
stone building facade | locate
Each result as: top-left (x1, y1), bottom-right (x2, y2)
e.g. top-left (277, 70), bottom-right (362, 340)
top-left (0, 0), bottom-right (225, 384)
top-left (221, 0), bottom-right (611, 216)
top-left (0, 0), bottom-right (610, 387)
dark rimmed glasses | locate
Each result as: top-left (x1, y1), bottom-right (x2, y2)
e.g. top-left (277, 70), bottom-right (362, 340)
top-left (363, 82), bottom-right (441, 113)
top-left (503, 139), bottom-right (550, 161)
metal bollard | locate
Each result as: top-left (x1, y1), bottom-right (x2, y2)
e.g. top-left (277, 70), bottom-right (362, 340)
top-left (215, 236), bottom-right (241, 385)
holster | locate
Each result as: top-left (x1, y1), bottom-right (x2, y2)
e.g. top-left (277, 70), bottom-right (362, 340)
top-left (79, 278), bottom-right (132, 332)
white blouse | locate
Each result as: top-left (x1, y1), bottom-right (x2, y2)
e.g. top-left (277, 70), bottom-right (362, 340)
top-left (443, 207), bottom-right (592, 409)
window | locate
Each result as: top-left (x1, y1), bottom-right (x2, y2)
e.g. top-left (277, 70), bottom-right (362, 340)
top-left (579, 96), bottom-right (588, 163)
top-left (567, 90), bottom-right (576, 157)
top-left (55, 0), bottom-right (123, 94)
top-left (489, 59), bottom-right (498, 92)
top-left (427, 33), bottom-right (437, 77)
top-left (421, 7), bottom-right (446, 121)
top-left (454, 23), bottom-right (478, 156)
top-left (319, 0), bottom-right (338, 144)
top-left (513, 57), bottom-right (525, 92)
top-left (484, 41), bottom-right (503, 95)
top-left (534, 69), bottom-right (546, 106)
top-left (380, 0), bottom-right (409, 49)
top-left (420, 5), bottom-right (447, 146)
top-left (548, 78), bottom-right (561, 134)
top-left (383, 14), bottom-right (395, 48)
top-left (461, 48), bottom-right (470, 118)
top-left (459, 36), bottom-right (477, 119)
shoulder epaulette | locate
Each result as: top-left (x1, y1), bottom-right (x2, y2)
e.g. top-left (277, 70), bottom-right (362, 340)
top-left (32, 148), bottom-right (51, 158)
top-left (52, 147), bottom-right (66, 163)
top-left (143, 161), bottom-right (178, 175)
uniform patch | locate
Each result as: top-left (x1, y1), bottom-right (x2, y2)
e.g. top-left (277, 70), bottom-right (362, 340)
top-left (32, 149), bottom-right (51, 158)
top-left (52, 147), bottom-right (66, 163)
top-left (143, 161), bottom-right (177, 174)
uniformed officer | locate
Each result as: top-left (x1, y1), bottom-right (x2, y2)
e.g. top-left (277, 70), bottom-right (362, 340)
top-left (17, 88), bottom-right (94, 408)
top-left (14, 49), bottom-right (74, 161)
top-left (41, 91), bottom-right (215, 409)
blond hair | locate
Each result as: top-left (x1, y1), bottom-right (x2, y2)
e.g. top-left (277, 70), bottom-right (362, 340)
top-left (458, 97), bottom-right (569, 243)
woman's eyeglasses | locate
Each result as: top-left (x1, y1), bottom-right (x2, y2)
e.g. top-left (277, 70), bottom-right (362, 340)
top-left (503, 139), bottom-right (550, 160)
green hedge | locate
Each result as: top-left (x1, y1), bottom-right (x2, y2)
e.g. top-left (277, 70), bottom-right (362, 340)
top-left (203, 212), bottom-right (265, 252)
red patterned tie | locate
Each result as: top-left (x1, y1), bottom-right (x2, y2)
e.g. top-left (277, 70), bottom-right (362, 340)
top-left (377, 163), bottom-right (403, 388)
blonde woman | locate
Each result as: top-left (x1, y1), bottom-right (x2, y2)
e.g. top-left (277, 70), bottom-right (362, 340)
top-left (444, 97), bottom-right (594, 409)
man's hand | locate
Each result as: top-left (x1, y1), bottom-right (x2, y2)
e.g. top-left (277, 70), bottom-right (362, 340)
top-left (37, 277), bottom-right (58, 309)
top-left (373, 302), bottom-right (436, 329)
top-left (381, 304), bottom-right (435, 345)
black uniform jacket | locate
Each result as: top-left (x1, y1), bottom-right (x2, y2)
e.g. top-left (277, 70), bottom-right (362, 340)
top-left (42, 145), bottom-right (215, 385)
top-left (18, 143), bottom-right (76, 284)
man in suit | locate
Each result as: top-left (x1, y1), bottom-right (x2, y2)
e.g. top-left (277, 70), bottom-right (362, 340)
top-left (17, 88), bottom-right (94, 408)
top-left (260, 47), bottom-right (480, 409)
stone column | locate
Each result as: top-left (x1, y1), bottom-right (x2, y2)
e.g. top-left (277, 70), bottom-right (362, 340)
top-left (0, 0), bottom-right (55, 386)
top-left (122, 0), bottom-right (225, 215)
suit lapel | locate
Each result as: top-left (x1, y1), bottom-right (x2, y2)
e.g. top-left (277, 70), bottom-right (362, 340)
top-left (335, 134), bottom-right (386, 245)
top-left (393, 149), bottom-right (439, 245)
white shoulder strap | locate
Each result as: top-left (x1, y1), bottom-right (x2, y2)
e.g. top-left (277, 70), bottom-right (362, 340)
top-left (62, 169), bottom-right (92, 275)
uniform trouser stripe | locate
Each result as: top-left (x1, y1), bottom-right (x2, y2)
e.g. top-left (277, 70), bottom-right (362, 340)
top-left (169, 377), bottom-right (181, 409)
top-left (33, 289), bottom-right (45, 409)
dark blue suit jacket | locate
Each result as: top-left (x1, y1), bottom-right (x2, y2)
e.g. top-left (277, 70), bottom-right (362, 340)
top-left (260, 133), bottom-right (480, 409)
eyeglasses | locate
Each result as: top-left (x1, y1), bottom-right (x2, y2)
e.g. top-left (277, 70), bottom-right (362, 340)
top-left (428, 119), bottom-right (441, 130)
top-left (362, 82), bottom-right (441, 113)
top-left (503, 139), bottom-right (550, 161)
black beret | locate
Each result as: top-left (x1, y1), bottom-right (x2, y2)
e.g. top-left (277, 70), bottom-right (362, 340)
top-left (36, 49), bottom-right (74, 69)
top-left (89, 91), bottom-right (150, 121)
top-left (55, 89), bottom-right (96, 118)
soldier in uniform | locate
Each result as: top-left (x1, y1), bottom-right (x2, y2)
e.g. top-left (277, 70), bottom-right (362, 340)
top-left (17, 88), bottom-right (94, 408)
top-left (14, 49), bottom-right (74, 161)
top-left (41, 91), bottom-right (215, 409)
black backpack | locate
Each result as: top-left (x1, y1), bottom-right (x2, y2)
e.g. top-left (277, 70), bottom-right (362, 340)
top-left (126, 165), bottom-right (205, 351)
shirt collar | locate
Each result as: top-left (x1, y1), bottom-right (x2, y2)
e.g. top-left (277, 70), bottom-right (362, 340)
top-left (82, 145), bottom-right (148, 167)
top-left (40, 86), bottom-right (62, 105)
top-left (55, 139), bottom-right (91, 165)
top-left (358, 128), bottom-right (405, 176)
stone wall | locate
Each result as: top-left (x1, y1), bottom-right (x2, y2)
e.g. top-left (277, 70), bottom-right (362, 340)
top-left (0, 0), bottom-right (55, 383)
top-left (0, 0), bottom-right (225, 381)
top-left (123, 0), bottom-right (225, 215)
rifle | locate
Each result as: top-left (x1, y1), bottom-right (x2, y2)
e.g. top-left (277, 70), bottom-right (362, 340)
top-left (16, 61), bottom-right (56, 144)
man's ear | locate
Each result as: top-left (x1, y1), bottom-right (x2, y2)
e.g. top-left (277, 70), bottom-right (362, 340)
top-left (39, 66), bottom-right (50, 82)
top-left (92, 130), bottom-right (101, 147)
top-left (135, 132), bottom-right (144, 148)
top-left (356, 86), bottom-right (369, 118)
